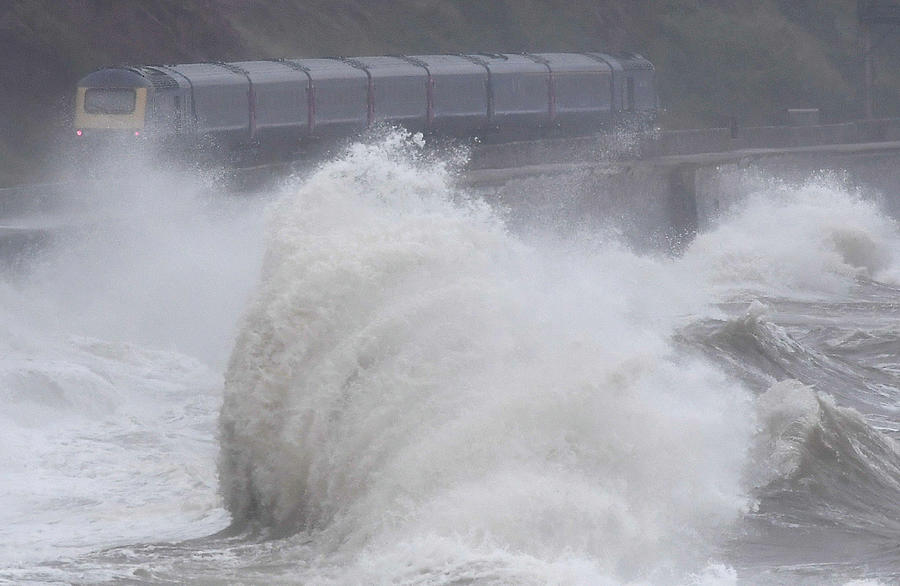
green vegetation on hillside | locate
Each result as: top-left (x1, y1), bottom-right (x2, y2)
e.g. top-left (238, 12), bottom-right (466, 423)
top-left (1, 0), bottom-right (898, 185)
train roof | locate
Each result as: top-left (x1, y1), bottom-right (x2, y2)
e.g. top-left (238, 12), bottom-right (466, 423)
top-left (78, 68), bottom-right (152, 88)
top-left (77, 52), bottom-right (655, 88)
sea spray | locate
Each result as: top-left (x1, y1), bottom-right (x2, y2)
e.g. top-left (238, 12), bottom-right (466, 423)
top-left (219, 132), bottom-right (755, 583)
top-left (2, 133), bottom-right (897, 583)
top-left (8, 159), bottom-right (269, 367)
top-left (683, 172), bottom-right (899, 298)
top-left (0, 154), bottom-right (263, 565)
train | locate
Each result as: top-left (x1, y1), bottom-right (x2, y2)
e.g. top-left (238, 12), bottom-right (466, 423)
top-left (74, 52), bottom-right (656, 159)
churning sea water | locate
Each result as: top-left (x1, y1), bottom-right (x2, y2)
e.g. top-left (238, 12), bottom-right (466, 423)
top-left (0, 132), bottom-right (898, 585)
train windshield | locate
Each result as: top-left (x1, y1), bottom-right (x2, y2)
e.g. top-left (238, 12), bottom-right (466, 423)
top-left (84, 88), bottom-right (136, 114)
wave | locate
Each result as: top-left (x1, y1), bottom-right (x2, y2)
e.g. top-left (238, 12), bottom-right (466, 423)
top-left (678, 296), bottom-right (900, 425)
top-left (0, 154), bottom-right (259, 565)
top-left (682, 172), bottom-right (900, 299)
top-left (217, 132), bottom-right (900, 584)
top-left (756, 380), bottom-right (900, 490)
top-left (751, 380), bottom-right (900, 550)
top-left (218, 132), bottom-right (754, 583)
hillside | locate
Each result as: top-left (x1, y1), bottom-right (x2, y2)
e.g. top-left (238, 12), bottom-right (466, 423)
top-left (1, 0), bottom-right (897, 185)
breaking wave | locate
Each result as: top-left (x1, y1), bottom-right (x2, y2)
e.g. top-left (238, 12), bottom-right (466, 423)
top-left (754, 380), bottom-right (900, 522)
top-left (217, 133), bottom-right (900, 584)
top-left (684, 172), bottom-right (900, 297)
top-left (218, 133), bottom-right (755, 584)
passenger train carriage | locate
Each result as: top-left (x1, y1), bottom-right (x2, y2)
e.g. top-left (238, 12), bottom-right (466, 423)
top-left (74, 52), bottom-right (656, 156)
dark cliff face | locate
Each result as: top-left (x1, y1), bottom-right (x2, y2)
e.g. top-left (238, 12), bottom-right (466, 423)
top-left (2, 1), bottom-right (244, 70)
top-left (0, 0), bottom-right (896, 184)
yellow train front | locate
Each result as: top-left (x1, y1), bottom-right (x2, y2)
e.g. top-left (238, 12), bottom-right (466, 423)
top-left (74, 54), bottom-right (658, 161)
top-left (75, 67), bottom-right (179, 139)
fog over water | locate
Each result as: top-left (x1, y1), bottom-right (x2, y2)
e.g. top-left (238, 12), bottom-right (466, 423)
top-left (1, 133), bottom-right (898, 585)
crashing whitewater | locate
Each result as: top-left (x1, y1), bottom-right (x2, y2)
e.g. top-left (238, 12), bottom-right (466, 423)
top-left (1, 132), bottom-right (899, 584)
top-left (217, 134), bottom-right (899, 584)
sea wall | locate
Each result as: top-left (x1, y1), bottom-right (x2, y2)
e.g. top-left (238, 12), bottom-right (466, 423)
top-left (470, 118), bottom-right (900, 170)
top-left (5, 121), bottom-right (900, 259)
top-left (468, 122), bottom-right (900, 250)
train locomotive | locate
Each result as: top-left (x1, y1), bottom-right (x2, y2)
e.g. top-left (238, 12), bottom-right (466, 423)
top-left (74, 52), bottom-right (656, 158)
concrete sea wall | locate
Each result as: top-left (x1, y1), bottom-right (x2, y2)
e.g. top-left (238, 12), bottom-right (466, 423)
top-left (467, 119), bottom-right (900, 250)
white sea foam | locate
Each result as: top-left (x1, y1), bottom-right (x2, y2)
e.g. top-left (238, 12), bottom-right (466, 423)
top-left (220, 132), bottom-right (755, 584)
top-left (11, 160), bottom-right (270, 367)
top-left (0, 160), bottom-right (265, 568)
top-left (3, 132), bottom-right (900, 584)
top-left (0, 332), bottom-right (227, 566)
top-left (684, 172), bottom-right (900, 297)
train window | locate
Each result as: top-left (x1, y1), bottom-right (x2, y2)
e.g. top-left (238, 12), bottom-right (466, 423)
top-left (84, 88), bottom-right (136, 114)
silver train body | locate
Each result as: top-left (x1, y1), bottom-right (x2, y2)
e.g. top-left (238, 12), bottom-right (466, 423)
top-left (74, 52), bottom-right (656, 153)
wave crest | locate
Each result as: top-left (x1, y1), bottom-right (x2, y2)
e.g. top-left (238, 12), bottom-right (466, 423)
top-left (218, 132), bottom-right (754, 582)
